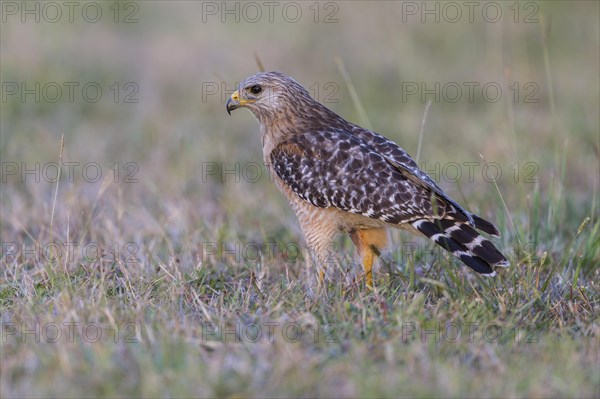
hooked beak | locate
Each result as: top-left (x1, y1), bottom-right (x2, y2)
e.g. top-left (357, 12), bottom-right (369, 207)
top-left (226, 90), bottom-right (241, 115)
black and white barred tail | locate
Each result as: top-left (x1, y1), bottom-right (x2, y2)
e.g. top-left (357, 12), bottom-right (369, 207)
top-left (412, 215), bottom-right (509, 276)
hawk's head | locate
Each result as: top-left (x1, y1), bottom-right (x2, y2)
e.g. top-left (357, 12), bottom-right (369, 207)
top-left (226, 71), bottom-right (311, 120)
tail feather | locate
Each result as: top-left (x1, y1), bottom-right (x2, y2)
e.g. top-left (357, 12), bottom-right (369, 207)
top-left (412, 217), bottom-right (508, 276)
top-left (472, 214), bottom-right (501, 236)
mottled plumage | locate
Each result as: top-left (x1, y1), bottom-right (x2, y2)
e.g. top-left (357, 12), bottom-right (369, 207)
top-left (226, 71), bottom-right (508, 285)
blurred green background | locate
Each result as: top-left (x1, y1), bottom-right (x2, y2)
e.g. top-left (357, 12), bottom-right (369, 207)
top-left (2, 1), bottom-right (598, 229)
top-left (2, 1), bottom-right (598, 228)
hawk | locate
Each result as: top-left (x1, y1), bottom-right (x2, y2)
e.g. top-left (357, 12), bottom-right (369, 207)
top-left (226, 71), bottom-right (508, 286)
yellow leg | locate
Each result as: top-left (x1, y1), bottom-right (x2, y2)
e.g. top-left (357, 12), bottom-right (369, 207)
top-left (362, 249), bottom-right (374, 288)
top-left (318, 268), bottom-right (325, 285)
top-left (350, 228), bottom-right (387, 288)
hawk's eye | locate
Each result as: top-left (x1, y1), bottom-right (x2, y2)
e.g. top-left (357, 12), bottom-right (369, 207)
top-left (250, 85), bottom-right (262, 95)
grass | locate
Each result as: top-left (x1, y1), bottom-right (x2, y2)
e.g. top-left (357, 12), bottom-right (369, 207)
top-left (1, 211), bottom-right (598, 397)
top-left (1, 1), bottom-right (599, 398)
